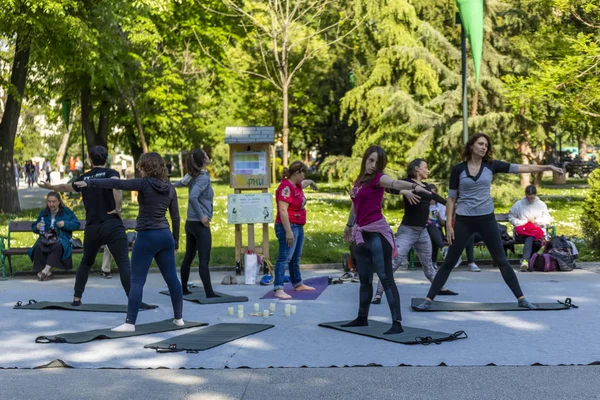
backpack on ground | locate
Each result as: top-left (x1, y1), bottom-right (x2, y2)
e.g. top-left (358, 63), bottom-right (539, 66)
top-left (545, 236), bottom-right (576, 271)
top-left (528, 253), bottom-right (558, 272)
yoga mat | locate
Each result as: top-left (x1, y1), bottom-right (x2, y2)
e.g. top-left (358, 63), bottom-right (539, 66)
top-left (261, 276), bottom-right (329, 300)
top-left (411, 297), bottom-right (578, 312)
top-left (144, 323), bottom-right (274, 353)
top-left (319, 320), bottom-right (467, 345)
top-left (13, 300), bottom-right (158, 313)
top-left (159, 288), bottom-right (248, 304)
top-left (35, 320), bottom-right (207, 344)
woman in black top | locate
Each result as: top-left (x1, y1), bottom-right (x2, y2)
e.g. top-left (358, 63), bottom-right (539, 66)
top-left (416, 133), bottom-right (563, 310)
top-left (372, 159), bottom-right (455, 304)
top-left (75, 152), bottom-right (183, 332)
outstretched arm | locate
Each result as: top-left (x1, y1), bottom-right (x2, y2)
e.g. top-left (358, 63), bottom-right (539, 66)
top-left (38, 182), bottom-right (76, 193)
top-left (517, 164), bottom-right (563, 175)
top-left (379, 174), bottom-right (431, 195)
top-left (75, 178), bottom-right (146, 191)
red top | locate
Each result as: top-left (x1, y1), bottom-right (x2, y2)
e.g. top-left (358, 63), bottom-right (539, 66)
top-left (276, 180), bottom-right (307, 225)
top-left (351, 172), bottom-right (384, 227)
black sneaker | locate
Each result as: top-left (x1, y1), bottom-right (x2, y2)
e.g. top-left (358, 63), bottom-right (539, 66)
top-left (101, 272), bottom-right (112, 279)
top-left (351, 273), bottom-right (360, 283)
top-left (340, 272), bottom-right (353, 281)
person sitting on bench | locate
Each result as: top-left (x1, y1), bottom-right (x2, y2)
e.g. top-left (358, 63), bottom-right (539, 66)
top-left (29, 192), bottom-right (80, 281)
top-left (508, 185), bottom-right (552, 272)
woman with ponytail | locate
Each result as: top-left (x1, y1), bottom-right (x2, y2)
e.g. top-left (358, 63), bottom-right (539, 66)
top-left (174, 149), bottom-right (217, 297)
top-left (273, 161), bottom-right (318, 299)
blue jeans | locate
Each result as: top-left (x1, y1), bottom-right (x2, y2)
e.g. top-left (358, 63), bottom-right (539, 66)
top-left (355, 231), bottom-right (402, 321)
top-left (274, 223), bottom-right (304, 290)
top-left (126, 228), bottom-right (183, 324)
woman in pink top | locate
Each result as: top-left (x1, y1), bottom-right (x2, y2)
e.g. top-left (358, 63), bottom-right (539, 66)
top-left (343, 145), bottom-right (430, 334)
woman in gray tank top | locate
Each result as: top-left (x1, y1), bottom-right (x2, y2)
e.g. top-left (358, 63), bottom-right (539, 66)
top-left (416, 133), bottom-right (563, 310)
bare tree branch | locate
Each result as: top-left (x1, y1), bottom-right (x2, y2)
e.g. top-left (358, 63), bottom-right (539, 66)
top-left (192, 28), bottom-right (282, 90)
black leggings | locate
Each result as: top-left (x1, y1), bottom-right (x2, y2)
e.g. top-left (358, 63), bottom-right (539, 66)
top-left (74, 219), bottom-right (131, 298)
top-left (354, 232), bottom-right (402, 321)
top-left (180, 220), bottom-right (214, 295)
top-left (427, 213), bottom-right (524, 300)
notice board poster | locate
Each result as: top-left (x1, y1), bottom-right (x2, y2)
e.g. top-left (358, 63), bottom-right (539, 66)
top-left (227, 193), bottom-right (274, 224)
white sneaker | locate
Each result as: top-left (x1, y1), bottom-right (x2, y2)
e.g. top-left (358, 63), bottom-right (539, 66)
top-left (468, 262), bottom-right (481, 272)
top-left (454, 258), bottom-right (462, 269)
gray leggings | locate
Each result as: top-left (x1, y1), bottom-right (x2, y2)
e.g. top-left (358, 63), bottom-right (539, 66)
top-left (375, 224), bottom-right (436, 297)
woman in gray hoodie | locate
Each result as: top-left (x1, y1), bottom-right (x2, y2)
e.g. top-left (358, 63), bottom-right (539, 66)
top-left (174, 149), bottom-right (217, 297)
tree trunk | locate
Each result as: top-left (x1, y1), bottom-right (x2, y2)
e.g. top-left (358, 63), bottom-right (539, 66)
top-left (125, 124), bottom-right (143, 177)
top-left (471, 91), bottom-right (479, 117)
top-left (81, 84), bottom-right (97, 153)
top-left (55, 116), bottom-right (74, 170)
top-left (532, 172), bottom-right (544, 187)
top-left (578, 135), bottom-right (587, 160)
top-left (282, 83), bottom-right (289, 166)
top-left (96, 98), bottom-right (110, 149)
top-left (0, 33), bottom-right (31, 213)
top-left (520, 151), bottom-right (530, 188)
top-left (129, 99), bottom-right (148, 153)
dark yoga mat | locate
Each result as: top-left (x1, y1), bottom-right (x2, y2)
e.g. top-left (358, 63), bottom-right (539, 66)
top-left (35, 320), bottom-right (208, 344)
top-left (144, 323), bottom-right (274, 353)
top-left (14, 300), bottom-right (158, 313)
top-left (160, 288), bottom-right (248, 304)
top-left (319, 320), bottom-right (467, 345)
top-left (261, 276), bottom-right (329, 300)
top-left (411, 297), bottom-right (578, 312)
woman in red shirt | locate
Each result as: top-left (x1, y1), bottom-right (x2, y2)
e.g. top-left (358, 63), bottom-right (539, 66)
top-left (273, 161), bottom-right (318, 299)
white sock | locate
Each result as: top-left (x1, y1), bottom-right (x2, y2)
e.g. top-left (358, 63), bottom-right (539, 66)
top-left (173, 318), bottom-right (184, 326)
top-left (111, 323), bottom-right (135, 332)
top-left (43, 265), bottom-right (51, 274)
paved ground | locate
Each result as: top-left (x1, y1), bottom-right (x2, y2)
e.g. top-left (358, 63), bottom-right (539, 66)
top-left (1, 366), bottom-right (600, 400)
top-left (10, 182), bottom-right (600, 398)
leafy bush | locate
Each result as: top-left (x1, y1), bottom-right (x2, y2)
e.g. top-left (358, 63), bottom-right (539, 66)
top-left (209, 142), bottom-right (230, 182)
top-left (581, 169), bottom-right (600, 249)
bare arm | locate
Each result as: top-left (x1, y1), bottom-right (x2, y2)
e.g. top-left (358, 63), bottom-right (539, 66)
top-left (278, 200), bottom-right (294, 247)
top-left (110, 176), bottom-right (123, 217)
top-left (517, 164), bottom-right (563, 174)
top-left (445, 197), bottom-right (457, 244)
top-left (301, 179), bottom-right (318, 190)
top-left (344, 203), bottom-right (355, 242)
top-left (38, 182), bottom-right (76, 193)
top-left (378, 174), bottom-right (430, 194)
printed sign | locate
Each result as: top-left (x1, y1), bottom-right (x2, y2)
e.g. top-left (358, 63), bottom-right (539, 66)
top-left (227, 193), bottom-right (274, 224)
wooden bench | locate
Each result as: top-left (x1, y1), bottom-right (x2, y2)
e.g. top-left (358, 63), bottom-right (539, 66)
top-left (0, 219), bottom-right (136, 279)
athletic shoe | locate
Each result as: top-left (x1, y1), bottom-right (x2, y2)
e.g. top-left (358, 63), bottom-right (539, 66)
top-left (415, 299), bottom-right (432, 311)
top-left (340, 272), bottom-right (354, 281)
top-left (468, 262), bottom-right (481, 272)
top-left (518, 298), bottom-right (538, 309)
top-left (371, 295), bottom-right (382, 304)
top-left (351, 272), bottom-right (360, 282)
top-left (454, 258), bottom-right (462, 269)
top-left (520, 260), bottom-right (529, 272)
top-left (101, 272), bottom-right (112, 279)
top-left (441, 247), bottom-right (448, 259)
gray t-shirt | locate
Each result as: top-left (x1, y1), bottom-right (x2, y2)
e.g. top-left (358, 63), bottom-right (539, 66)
top-left (449, 160), bottom-right (518, 216)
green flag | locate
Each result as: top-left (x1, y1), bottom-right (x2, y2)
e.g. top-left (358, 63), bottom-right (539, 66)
top-left (61, 99), bottom-right (71, 129)
top-left (457, 0), bottom-right (484, 82)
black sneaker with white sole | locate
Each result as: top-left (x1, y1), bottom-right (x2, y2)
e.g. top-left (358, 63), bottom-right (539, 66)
top-left (340, 272), bottom-right (354, 281)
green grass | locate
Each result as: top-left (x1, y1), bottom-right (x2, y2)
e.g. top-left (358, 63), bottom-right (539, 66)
top-left (1, 178), bottom-right (595, 273)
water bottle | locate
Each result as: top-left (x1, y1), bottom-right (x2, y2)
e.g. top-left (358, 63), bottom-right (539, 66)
top-left (39, 220), bottom-right (45, 235)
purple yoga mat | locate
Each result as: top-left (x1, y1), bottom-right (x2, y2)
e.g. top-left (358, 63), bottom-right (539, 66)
top-left (260, 276), bottom-right (329, 300)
